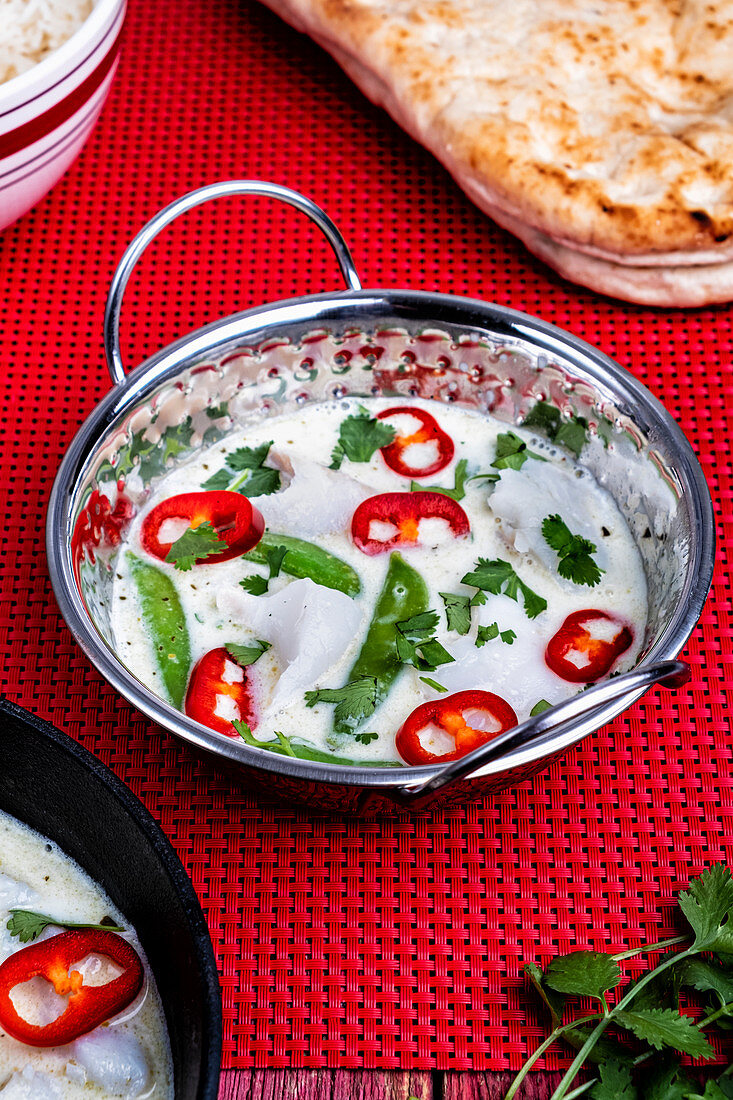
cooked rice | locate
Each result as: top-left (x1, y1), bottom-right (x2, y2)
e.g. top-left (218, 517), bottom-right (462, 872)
top-left (0, 0), bottom-right (94, 85)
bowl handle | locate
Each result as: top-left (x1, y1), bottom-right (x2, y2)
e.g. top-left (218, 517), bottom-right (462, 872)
top-left (103, 180), bottom-right (363, 385)
top-left (388, 659), bottom-right (690, 806)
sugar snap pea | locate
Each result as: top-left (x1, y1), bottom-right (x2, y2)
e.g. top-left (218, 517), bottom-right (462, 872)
top-left (332, 551), bottom-right (428, 740)
top-left (127, 553), bottom-right (191, 708)
top-left (243, 532), bottom-right (361, 597)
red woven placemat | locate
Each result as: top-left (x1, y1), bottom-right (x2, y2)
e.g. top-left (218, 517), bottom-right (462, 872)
top-left (1, 0), bottom-right (732, 1071)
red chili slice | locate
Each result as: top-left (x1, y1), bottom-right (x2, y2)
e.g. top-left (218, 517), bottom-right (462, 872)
top-left (377, 406), bottom-right (454, 478)
top-left (0, 929), bottom-right (144, 1048)
top-left (185, 647), bottom-right (256, 737)
top-left (141, 490), bottom-right (264, 565)
top-left (395, 689), bottom-right (518, 765)
top-left (351, 491), bottom-right (470, 555)
top-left (545, 609), bottom-right (633, 683)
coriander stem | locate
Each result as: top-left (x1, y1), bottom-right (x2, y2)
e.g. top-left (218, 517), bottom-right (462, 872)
top-left (561, 1082), bottom-right (598, 1100)
top-left (502, 1015), bottom-right (602, 1100)
top-left (612, 933), bottom-right (688, 961)
top-left (549, 947), bottom-right (696, 1100)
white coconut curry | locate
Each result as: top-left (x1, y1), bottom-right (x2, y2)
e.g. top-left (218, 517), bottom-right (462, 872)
top-left (109, 398), bottom-right (648, 767)
top-left (0, 810), bottom-right (172, 1098)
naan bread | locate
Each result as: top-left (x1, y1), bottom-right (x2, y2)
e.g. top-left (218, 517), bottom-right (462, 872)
top-left (258, 0), bottom-right (733, 306)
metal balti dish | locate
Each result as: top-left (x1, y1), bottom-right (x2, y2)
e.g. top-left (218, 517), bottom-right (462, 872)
top-left (46, 181), bottom-right (715, 814)
top-left (0, 697), bottom-right (222, 1097)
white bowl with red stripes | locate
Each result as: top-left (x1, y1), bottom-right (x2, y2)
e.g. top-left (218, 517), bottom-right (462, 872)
top-left (0, 0), bottom-right (126, 231)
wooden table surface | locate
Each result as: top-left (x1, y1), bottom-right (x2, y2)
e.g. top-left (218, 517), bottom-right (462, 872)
top-left (218, 1069), bottom-right (560, 1098)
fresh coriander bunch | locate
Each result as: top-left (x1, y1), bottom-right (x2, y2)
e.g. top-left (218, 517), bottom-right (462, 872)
top-left (506, 864), bottom-right (733, 1100)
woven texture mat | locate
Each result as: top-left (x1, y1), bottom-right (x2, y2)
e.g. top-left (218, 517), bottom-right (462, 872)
top-left (2, 0), bottom-right (732, 1071)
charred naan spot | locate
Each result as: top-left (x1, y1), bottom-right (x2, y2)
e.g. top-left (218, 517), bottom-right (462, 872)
top-left (690, 210), bottom-right (712, 228)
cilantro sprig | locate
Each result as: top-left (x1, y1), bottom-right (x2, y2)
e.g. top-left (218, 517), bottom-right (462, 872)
top-left (491, 430), bottom-right (545, 471)
top-left (202, 441), bottom-right (281, 497)
top-left (304, 676), bottom-right (381, 730)
top-left (461, 558), bottom-right (547, 620)
top-left (240, 543), bottom-right (287, 596)
top-left (506, 864), bottom-right (733, 1100)
top-left (394, 611), bottom-right (455, 672)
top-left (225, 640), bottom-right (271, 667)
top-left (166, 521), bottom-right (224, 571)
top-left (7, 910), bottom-right (124, 944)
top-left (329, 408), bottom-right (395, 469)
top-left (410, 458), bottom-right (470, 500)
top-left (542, 514), bottom-right (605, 588)
top-left (476, 622), bottom-right (516, 647)
top-left (522, 400), bottom-right (590, 458)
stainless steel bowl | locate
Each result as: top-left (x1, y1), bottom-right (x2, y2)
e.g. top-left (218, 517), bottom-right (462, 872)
top-left (46, 181), bottom-right (715, 813)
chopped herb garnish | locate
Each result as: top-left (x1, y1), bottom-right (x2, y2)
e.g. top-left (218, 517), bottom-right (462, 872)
top-left (233, 719), bottom-right (398, 765)
top-left (410, 458), bottom-right (470, 500)
top-left (394, 611), bottom-right (455, 672)
top-left (475, 622), bottom-right (516, 647)
top-left (304, 676), bottom-right (381, 730)
top-left (491, 430), bottom-right (544, 471)
top-left (522, 400), bottom-right (589, 457)
top-left (354, 731), bottom-right (379, 745)
top-left (202, 441), bottom-right (281, 497)
top-left (329, 408), bottom-right (395, 469)
top-left (239, 542), bottom-right (288, 596)
top-left (439, 592), bottom-right (473, 635)
top-left (419, 677), bottom-right (449, 693)
top-left (7, 910), bottom-right (124, 944)
top-left (530, 699), bottom-right (552, 716)
top-left (225, 640), bottom-right (271, 667)
top-left (166, 521), bottom-right (223, 571)
top-left (461, 558), bottom-right (547, 619)
top-left (542, 513), bottom-right (604, 587)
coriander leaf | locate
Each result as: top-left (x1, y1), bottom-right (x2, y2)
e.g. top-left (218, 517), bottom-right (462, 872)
top-left (687, 1083), bottom-right (731, 1100)
top-left (555, 416), bottom-right (589, 457)
top-left (7, 909), bottom-right (124, 944)
top-left (419, 677), bottom-right (448, 693)
top-left (542, 514), bottom-right (604, 588)
top-left (461, 558), bottom-right (547, 620)
top-left (614, 1008), bottom-right (714, 1059)
top-left (166, 522), bottom-right (223, 571)
top-left (678, 864), bottom-right (733, 953)
top-left (240, 574), bottom-right (269, 596)
top-left (395, 612), bottom-right (455, 672)
top-left (522, 400), bottom-right (561, 437)
top-left (225, 640), bottom-right (271, 667)
top-left (205, 402), bottom-right (229, 420)
top-left (476, 622), bottom-right (498, 646)
top-left (233, 720), bottom-right (400, 765)
top-left (491, 430), bottom-right (544, 471)
top-left (439, 592), bottom-right (472, 635)
top-left (637, 1059), bottom-right (696, 1100)
top-left (265, 544), bottom-right (288, 579)
top-left (411, 458), bottom-right (470, 501)
top-left (227, 442), bottom-right (275, 470)
top-left (234, 465), bottom-right (281, 499)
top-left (468, 471), bottom-right (500, 484)
top-left (329, 411), bottom-right (395, 469)
top-left (354, 731), bottom-right (378, 745)
top-left (476, 622), bottom-right (516, 647)
top-left (589, 1060), bottom-right (637, 1100)
top-left (304, 676), bottom-right (380, 730)
top-left (544, 950), bottom-right (622, 1003)
top-left (676, 957), bottom-right (733, 1010)
top-left (530, 699), bottom-right (552, 716)
top-left (201, 468), bottom-right (234, 491)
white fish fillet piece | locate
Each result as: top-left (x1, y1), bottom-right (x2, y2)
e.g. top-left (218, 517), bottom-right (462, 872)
top-left (218, 578), bottom-right (361, 715)
top-left (0, 1067), bottom-right (62, 1099)
top-left (254, 459), bottom-right (370, 538)
top-left (71, 1028), bottom-right (150, 1099)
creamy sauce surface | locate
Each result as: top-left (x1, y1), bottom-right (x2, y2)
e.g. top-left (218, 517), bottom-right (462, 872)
top-left (0, 811), bottom-right (173, 1098)
top-left (111, 398), bottom-right (648, 764)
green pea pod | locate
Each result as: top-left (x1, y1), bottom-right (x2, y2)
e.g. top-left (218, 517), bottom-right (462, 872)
top-left (244, 532), bottom-right (361, 597)
top-left (236, 725), bottom-right (401, 767)
top-left (333, 551), bottom-right (428, 740)
top-left (127, 553), bottom-right (191, 708)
